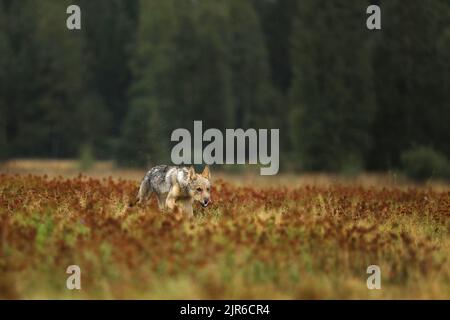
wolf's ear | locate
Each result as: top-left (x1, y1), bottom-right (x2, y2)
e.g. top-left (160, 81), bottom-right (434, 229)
top-left (202, 165), bottom-right (211, 180)
top-left (188, 166), bottom-right (197, 181)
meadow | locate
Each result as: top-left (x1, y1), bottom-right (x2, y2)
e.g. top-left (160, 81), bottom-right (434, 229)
top-left (0, 160), bottom-right (449, 299)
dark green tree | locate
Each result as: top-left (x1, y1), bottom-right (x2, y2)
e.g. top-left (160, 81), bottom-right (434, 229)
top-left (228, 0), bottom-right (275, 129)
top-left (252, 0), bottom-right (297, 95)
top-left (289, 0), bottom-right (376, 171)
top-left (122, 0), bottom-right (280, 166)
top-left (369, 0), bottom-right (450, 169)
top-left (437, 20), bottom-right (450, 157)
top-left (0, 0), bottom-right (118, 159)
top-left (117, 102), bottom-right (156, 167)
top-left (183, 0), bottom-right (234, 130)
top-left (122, 0), bottom-right (238, 166)
top-left (0, 0), bottom-right (39, 158)
top-left (78, 0), bottom-right (138, 136)
top-left (119, 0), bottom-right (178, 166)
top-left (30, 0), bottom-right (86, 157)
top-left (0, 5), bottom-right (9, 159)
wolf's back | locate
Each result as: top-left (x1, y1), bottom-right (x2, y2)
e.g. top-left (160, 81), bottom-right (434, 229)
top-left (147, 165), bottom-right (177, 194)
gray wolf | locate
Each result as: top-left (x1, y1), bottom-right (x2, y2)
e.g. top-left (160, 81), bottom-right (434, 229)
top-left (131, 165), bottom-right (211, 218)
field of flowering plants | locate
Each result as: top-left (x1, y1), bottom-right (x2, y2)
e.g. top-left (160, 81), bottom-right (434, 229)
top-left (0, 170), bottom-right (449, 299)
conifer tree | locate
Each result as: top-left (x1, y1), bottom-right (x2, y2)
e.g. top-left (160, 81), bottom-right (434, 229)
top-left (290, 0), bottom-right (375, 171)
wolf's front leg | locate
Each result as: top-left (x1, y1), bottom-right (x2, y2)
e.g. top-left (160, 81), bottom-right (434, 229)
top-left (180, 200), bottom-right (194, 219)
top-left (165, 194), bottom-right (177, 212)
top-left (165, 182), bottom-right (181, 212)
top-left (186, 204), bottom-right (193, 218)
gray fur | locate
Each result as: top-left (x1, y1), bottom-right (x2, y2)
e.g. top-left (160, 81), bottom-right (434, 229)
top-left (135, 165), bottom-right (191, 208)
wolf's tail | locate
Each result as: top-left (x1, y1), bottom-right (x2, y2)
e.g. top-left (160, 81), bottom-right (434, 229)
top-left (129, 178), bottom-right (152, 207)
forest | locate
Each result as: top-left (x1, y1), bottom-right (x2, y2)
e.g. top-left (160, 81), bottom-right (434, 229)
top-left (0, 0), bottom-right (449, 177)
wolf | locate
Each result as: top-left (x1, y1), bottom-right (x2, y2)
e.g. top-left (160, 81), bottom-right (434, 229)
top-left (131, 165), bottom-right (211, 218)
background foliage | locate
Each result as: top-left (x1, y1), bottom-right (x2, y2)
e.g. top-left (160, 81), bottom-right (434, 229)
top-left (0, 0), bottom-right (449, 175)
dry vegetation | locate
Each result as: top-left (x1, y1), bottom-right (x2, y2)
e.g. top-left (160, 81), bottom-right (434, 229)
top-left (0, 160), bottom-right (449, 299)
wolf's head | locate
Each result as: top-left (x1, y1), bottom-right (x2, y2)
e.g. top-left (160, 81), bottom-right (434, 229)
top-left (186, 166), bottom-right (211, 207)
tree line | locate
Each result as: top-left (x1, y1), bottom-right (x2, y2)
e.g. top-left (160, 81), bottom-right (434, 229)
top-left (0, 0), bottom-right (449, 174)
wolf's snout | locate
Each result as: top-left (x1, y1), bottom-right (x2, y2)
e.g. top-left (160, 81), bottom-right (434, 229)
top-left (202, 198), bottom-right (210, 207)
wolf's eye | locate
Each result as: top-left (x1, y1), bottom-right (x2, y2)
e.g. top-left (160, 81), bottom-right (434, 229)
top-left (196, 187), bottom-right (202, 192)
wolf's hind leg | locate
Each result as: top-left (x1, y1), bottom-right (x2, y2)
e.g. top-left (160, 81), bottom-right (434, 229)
top-left (156, 194), bottom-right (166, 210)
